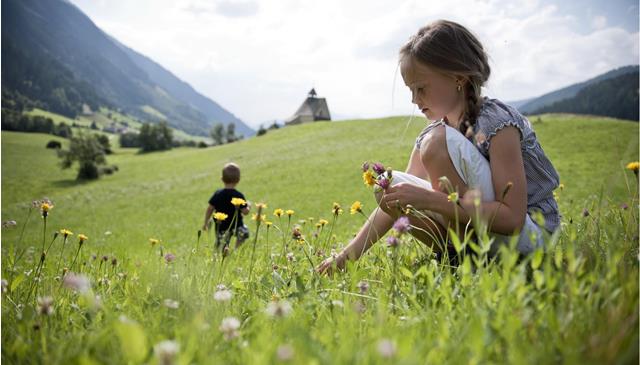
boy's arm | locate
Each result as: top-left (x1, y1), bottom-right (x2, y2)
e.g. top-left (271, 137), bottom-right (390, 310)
top-left (203, 204), bottom-right (215, 230)
top-left (240, 201), bottom-right (251, 215)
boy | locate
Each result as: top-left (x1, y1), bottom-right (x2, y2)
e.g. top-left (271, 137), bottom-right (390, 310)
top-left (202, 162), bottom-right (251, 249)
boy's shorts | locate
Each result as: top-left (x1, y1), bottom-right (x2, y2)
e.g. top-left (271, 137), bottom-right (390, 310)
top-left (217, 224), bottom-right (250, 245)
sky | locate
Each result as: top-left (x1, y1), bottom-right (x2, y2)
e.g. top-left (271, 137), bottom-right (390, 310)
top-left (69, 0), bottom-right (639, 129)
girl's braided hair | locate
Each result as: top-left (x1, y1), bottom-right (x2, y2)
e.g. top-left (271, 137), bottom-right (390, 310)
top-left (399, 20), bottom-right (491, 136)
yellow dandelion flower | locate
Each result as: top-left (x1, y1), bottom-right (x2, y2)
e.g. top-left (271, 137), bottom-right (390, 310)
top-left (60, 229), bottom-right (73, 238)
top-left (231, 198), bottom-right (246, 206)
top-left (252, 213), bottom-right (266, 222)
top-left (213, 212), bottom-right (228, 222)
top-left (274, 208), bottom-right (284, 217)
top-left (286, 209), bottom-right (295, 216)
top-left (265, 221), bottom-right (273, 227)
top-left (363, 170), bottom-right (375, 187)
top-left (78, 234), bottom-right (88, 242)
top-left (626, 161), bottom-right (639, 172)
top-left (332, 203), bottom-right (343, 216)
top-left (350, 201), bottom-right (362, 215)
top-left (319, 219), bottom-right (329, 226)
top-left (255, 202), bottom-right (267, 210)
top-left (315, 222), bottom-right (322, 228)
top-left (558, 183), bottom-right (565, 191)
top-left (149, 238), bottom-right (160, 246)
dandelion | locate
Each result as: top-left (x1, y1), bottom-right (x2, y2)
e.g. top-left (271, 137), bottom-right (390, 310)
top-left (292, 226), bottom-right (303, 240)
top-left (372, 162), bottom-right (385, 175)
top-left (2, 220), bottom-right (17, 228)
top-left (59, 229), bottom-right (73, 238)
top-left (62, 273), bottom-right (91, 293)
top-left (357, 280), bottom-right (369, 294)
top-left (163, 299), bottom-right (180, 309)
top-left (277, 344), bottom-right (295, 361)
top-left (265, 299), bottom-right (292, 318)
top-left (332, 203), bottom-right (343, 216)
top-left (350, 201), bottom-right (363, 215)
top-left (363, 170), bottom-right (376, 187)
top-left (252, 213), bottom-right (266, 222)
top-left (626, 161), bottom-right (639, 173)
top-left (149, 238), bottom-right (160, 246)
top-left (219, 317), bottom-right (241, 340)
top-left (319, 219), bottom-right (329, 227)
top-left (37, 296), bottom-right (54, 316)
top-left (377, 339), bottom-right (397, 358)
top-left (214, 287), bottom-right (233, 302)
top-left (274, 208), bottom-right (284, 217)
top-left (286, 209), bottom-right (295, 217)
top-left (164, 253), bottom-right (176, 263)
top-left (78, 234), bottom-right (88, 245)
top-left (447, 192), bottom-right (459, 203)
top-left (559, 183), bottom-right (565, 191)
top-left (40, 201), bottom-right (53, 218)
top-left (392, 216), bottom-right (411, 235)
top-left (255, 202), bottom-right (267, 210)
top-left (231, 197), bottom-right (246, 207)
top-left (213, 212), bottom-right (228, 222)
top-left (154, 340), bottom-right (180, 365)
top-left (265, 221), bottom-right (273, 227)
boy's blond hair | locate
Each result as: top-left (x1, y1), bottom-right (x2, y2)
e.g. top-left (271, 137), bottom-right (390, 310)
top-left (222, 162), bottom-right (241, 184)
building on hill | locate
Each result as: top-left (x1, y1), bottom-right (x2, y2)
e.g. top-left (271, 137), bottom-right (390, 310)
top-left (284, 88), bottom-right (331, 125)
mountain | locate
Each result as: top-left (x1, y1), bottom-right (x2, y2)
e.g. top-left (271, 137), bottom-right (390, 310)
top-left (530, 71), bottom-right (639, 121)
top-left (1, 0), bottom-right (253, 137)
top-left (516, 65), bottom-right (639, 115)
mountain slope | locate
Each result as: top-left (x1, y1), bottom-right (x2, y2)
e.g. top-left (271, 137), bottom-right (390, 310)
top-left (1, 0), bottom-right (253, 137)
top-left (518, 65), bottom-right (639, 114)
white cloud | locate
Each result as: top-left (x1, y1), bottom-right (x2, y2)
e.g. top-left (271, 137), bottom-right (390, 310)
top-left (70, 0), bottom-right (639, 128)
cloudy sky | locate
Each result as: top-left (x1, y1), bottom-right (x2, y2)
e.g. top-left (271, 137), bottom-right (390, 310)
top-left (70, 0), bottom-right (638, 129)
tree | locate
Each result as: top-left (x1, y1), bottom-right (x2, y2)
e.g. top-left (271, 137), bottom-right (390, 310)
top-left (210, 123), bottom-right (225, 146)
top-left (257, 124), bottom-right (267, 136)
top-left (226, 122), bottom-right (237, 143)
top-left (138, 121), bottom-right (173, 152)
top-left (95, 134), bottom-right (112, 154)
top-left (57, 134), bottom-right (107, 180)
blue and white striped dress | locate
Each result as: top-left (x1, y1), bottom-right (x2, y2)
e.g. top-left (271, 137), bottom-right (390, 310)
top-left (415, 96), bottom-right (561, 233)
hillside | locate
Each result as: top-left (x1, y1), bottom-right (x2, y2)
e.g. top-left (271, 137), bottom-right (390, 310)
top-left (2, 114), bottom-right (638, 251)
top-left (1, 0), bottom-right (252, 137)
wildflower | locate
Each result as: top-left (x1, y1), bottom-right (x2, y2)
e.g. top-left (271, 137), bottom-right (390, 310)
top-left (163, 299), bottom-right (180, 309)
top-left (386, 235), bottom-right (399, 247)
top-left (40, 201), bottom-right (53, 217)
top-left (219, 317), bottom-right (241, 340)
top-left (63, 272), bottom-right (91, 293)
top-left (363, 170), bottom-right (376, 187)
top-left (376, 176), bottom-right (391, 191)
top-left (231, 197), bottom-right (246, 207)
top-left (286, 252), bottom-right (296, 262)
top-left (332, 203), bottom-right (343, 216)
top-left (626, 161), bottom-right (639, 173)
top-left (213, 212), bottom-right (228, 222)
top-left (149, 238), bottom-right (160, 246)
top-left (372, 162), bottom-right (385, 175)
top-left (621, 203), bottom-right (629, 210)
top-left (265, 299), bottom-right (292, 318)
top-left (559, 183), bottom-right (565, 191)
top-left (37, 296), bottom-right (54, 316)
top-left (447, 192), bottom-right (459, 203)
top-left (292, 226), bottom-right (303, 240)
top-left (2, 220), bottom-right (17, 228)
top-left (274, 208), bottom-right (284, 217)
top-left (111, 257), bottom-right (118, 267)
top-left (361, 161), bottom-right (370, 172)
top-left (286, 209), bottom-right (295, 216)
top-left (154, 340), bottom-right (180, 365)
top-left (104, 230), bottom-right (112, 236)
top-left (277, 344), bottom-right (295, 361)
top-left (377, 339), bottom-right (397, 358)
top-left (59, 229), bottom-right (73, 238)
top-left (350, 201), bottom-right (362, 215)
top-left (265, 221), bottom-right (273, 227)
top-left (164, 253), bottom-right (176, 263)
top-left (214, 288), bottom-right (233, 302)
top-left (582, 208), bottom-right (590, 217)
top-left (319, 219), bottom-right (329, 227)
top-left (357, 280), bottom-right (369, 294)
top-left (78, 234), bottom-right (88, 245)
top-left (392, 216), bottom-right (411, 235)
top-left (1, 279), bottom-right (7, 293)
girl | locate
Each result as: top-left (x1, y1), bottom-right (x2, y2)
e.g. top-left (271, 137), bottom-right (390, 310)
top-left (317, 19), bottom-right (560, 274)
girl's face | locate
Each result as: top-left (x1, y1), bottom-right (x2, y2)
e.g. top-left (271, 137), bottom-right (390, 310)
top-left (400, 56), bottom-right (463, 121)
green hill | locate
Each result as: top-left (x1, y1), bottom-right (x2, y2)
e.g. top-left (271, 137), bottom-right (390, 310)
top-left (2, 114), bottom-right (638, 252)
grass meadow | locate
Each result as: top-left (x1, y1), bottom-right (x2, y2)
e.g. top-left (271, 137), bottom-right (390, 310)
top-left (1, 114), bottom-right (638, 364)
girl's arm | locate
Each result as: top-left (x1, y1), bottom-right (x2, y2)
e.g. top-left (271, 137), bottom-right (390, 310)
top-left (316, 147), bottom-right (428, 274)
top-left (383, 126), bottom-right (528, 234)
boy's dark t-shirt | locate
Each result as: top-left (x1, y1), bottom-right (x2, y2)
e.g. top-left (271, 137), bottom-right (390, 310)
top-left (208, 188), bottom-right (247, 232)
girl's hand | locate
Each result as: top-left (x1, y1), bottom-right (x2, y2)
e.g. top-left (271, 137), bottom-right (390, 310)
top-left (379, 182), bottom-right (434, 211)
top-left (316, 251), bottom-right (347, 276)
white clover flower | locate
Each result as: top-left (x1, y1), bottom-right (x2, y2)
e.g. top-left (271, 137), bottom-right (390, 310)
top-left (377, 339), bottom-right (396, 358)
top-left (219, 316), bottom-right (241, 340)
top-left (154, 340), bottom-right (179, 365)
top-left (265, 299), bottom-right (292, 318)
top-left (163, 299), bottom-right (180, 309)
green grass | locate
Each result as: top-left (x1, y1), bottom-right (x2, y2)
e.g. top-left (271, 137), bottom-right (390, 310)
top-left (1, 114), bottom-right (638, 364)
